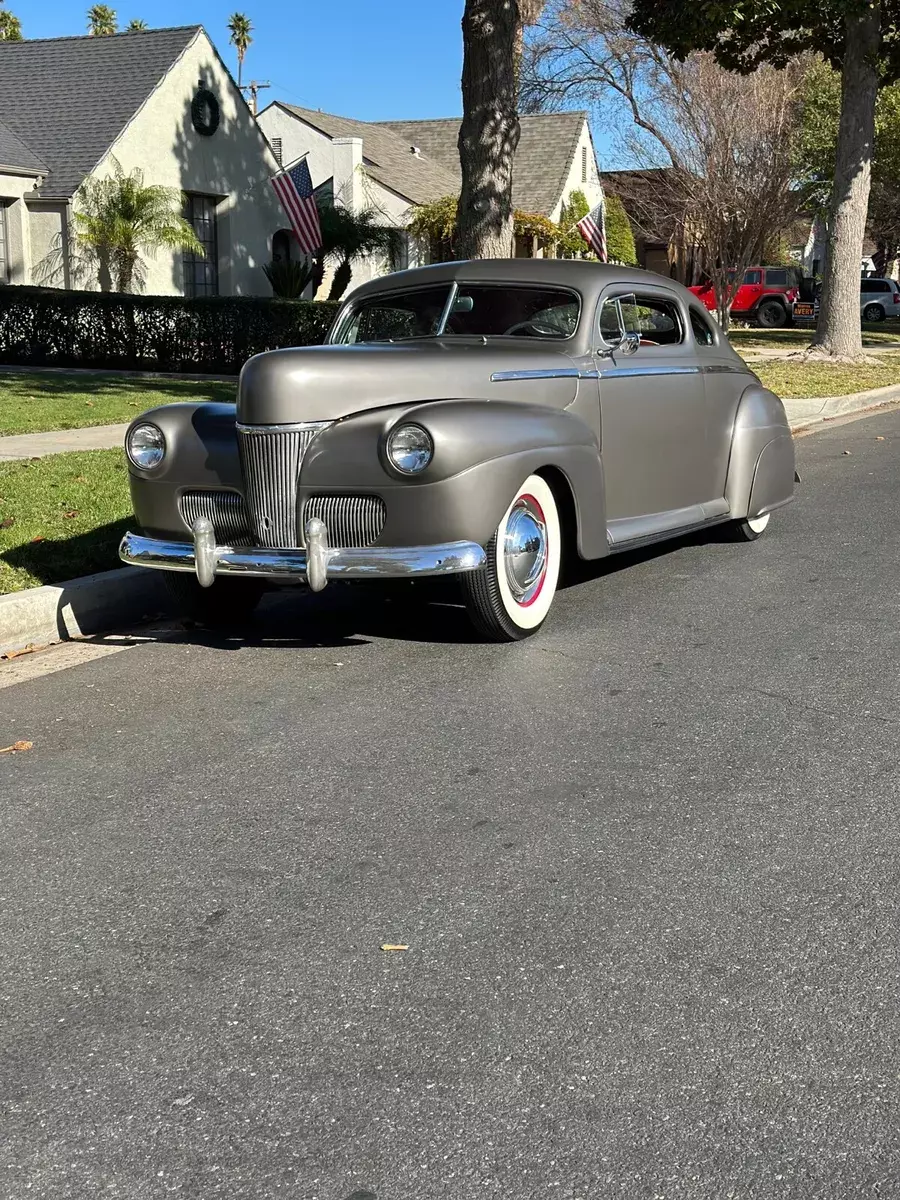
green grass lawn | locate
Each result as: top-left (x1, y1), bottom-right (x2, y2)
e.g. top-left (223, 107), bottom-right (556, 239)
top-left (730, 323), bottom-right (900, 350)
top-left (0, 450), bottom-right (132, 593)
top-left (753, 354), bottom-right (900, 398)
top-left (0, 372), bottom-right (235, 436)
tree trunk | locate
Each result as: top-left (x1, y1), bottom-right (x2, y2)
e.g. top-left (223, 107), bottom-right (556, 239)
top-left (456, 0), bottom-right (521, 259)
top-left (812, 2), bottom-right (880, 358)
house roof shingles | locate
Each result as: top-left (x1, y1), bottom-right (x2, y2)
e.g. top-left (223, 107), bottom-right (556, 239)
top-left (0, 26), bottom-right (199, 198)
top-left (0, 119), bottom-right (48, 176)
top-left (379, 111), bottom-right (588, 215)
top-left (276, 105), bottom-right (589, 216)
top-left (276, 104), bottom-right (458, 206)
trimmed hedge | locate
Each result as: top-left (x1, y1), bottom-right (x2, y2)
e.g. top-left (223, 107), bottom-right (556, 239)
top-left (0, 287), bottom-right (340, 375)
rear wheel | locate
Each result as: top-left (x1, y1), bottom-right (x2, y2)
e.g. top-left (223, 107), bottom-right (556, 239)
top-left (757, 299), bottom-right (787, 328)
top-left (162, 571), bottom-right (265, 626)
top-left (864, 303), bottom-right (885, 322)
top-left (460, 473), bottom-right (562, 642)
top-left (727, 512), bottom-right (770, 542)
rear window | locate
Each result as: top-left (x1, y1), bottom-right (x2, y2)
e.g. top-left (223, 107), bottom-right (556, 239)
top-left (764, 269), bottom-right (789, 286)
top-left (861, 279), bottom-right (891, 293)
top-left (689, 306), bottom-right (716, 347)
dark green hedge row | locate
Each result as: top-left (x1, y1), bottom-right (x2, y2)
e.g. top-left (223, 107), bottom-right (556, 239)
top-left (0, 287), bottom-right (341, 375)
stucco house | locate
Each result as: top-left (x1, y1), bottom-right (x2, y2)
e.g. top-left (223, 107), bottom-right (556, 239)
top-left (0, 26), bottom-right (282, 295)
top-left (256, 102), bottom-right (604, 291)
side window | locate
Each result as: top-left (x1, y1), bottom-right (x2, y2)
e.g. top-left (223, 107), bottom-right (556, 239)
top-left (764, 269), bottom-right (788, 286)
top-left (619, 295), bottom-right (684, 346)
top-left (743, 270), bottom-right (762, 285)
top-left (689, 306), bottom-right (716, 347)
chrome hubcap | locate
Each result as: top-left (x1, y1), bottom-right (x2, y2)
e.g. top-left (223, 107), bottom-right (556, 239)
top-left (503, 496), bottom-right (547, 605)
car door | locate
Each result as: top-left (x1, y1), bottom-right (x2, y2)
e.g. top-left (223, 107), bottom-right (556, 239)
top-left (594, 285), bottom-right (715, 536)
top-left (733, 268), bottom-right (763, 315)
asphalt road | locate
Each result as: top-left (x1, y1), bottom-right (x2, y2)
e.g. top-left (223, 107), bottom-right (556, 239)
top-left (3, 412), bottom-right (900, 1200)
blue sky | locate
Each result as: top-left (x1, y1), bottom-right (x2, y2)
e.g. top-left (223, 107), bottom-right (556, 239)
top-left (24, 0), bottom-right (618, 161)
top-left (25, 0), bottom-right (469, 118)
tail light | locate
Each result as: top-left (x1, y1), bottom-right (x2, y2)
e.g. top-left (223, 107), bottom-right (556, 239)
top-left (787, 288), bottom-right (798, 302)
top-left (893, 291), bottom-right (899, 304)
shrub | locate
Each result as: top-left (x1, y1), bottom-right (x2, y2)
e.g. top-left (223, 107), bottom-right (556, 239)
top-left (605, 194), bottom-right (638, 267)
top-left (0, 287), bottom-right (340, 375)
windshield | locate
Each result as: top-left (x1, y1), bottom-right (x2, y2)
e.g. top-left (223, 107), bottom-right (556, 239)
top-left (331, 283), bottom-right (581, 344)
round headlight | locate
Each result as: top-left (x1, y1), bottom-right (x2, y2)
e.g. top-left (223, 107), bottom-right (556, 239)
top-left (127, 422), bottom-right (165, 470)
top-left (387, 424), bottom-right (433, 475)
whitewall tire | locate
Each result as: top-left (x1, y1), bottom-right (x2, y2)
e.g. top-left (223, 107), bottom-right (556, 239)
top-left (729, 511), bottom-right (771, 541)
top-left (461, 473), bottom-right (562, 641)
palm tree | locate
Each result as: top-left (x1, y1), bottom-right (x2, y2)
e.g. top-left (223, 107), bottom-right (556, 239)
top-left (73, 160), bottom-right (203, 293)
top-left (314, 205), bottom-right (403, 301)
top-left (0, 0), bottom-right (23, 40)
top-left (87, 4), bottom-right (117, 35)
top-left (226, 13), bottom-right (253, 90)
top-left (125, 17), bottom-right (147, 30)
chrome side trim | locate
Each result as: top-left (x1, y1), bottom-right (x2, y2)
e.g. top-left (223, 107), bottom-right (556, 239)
top-left (601, 365), bottom-right (701, 379)
top-left (120, 531), bottom-right (487, 584)
top-left (701, 364), bottom-right (751, 376)
top-left (491, 368), bottom-right (581, 382)
top-left (236, 421), bottom-right (333, 434)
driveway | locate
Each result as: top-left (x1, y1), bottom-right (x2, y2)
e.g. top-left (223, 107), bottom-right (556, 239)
top-left (2, 412), bottom-right (900, 1199)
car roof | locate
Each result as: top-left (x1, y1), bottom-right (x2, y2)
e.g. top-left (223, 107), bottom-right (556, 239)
top-left (346, 258), bottom-right (691, 303)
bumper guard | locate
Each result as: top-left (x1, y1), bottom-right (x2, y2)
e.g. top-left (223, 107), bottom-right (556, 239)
top-left (119, 517), bottom-right (486, 592)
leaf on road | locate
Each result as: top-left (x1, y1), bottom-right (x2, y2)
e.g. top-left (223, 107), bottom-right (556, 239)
top-left (380, 944), bottom-right (409, 952)
top-left (842, 450), bottom-right (852, 456)
top-left (876, 436), bottom-right (886, 441)
top-left (1, 644), bottom-right (41, 660)
top-left (63, 510), bottom-right (80, 519)
top-left (0, 740), bottom-right (33, 754)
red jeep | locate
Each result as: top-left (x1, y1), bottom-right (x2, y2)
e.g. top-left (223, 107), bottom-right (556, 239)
top-left (689, 266), bottom-right (813, 328)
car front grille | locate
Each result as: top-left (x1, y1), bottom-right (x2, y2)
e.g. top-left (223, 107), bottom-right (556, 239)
top-left (303, 495), bottom-right (386, 548)
top-left (237, 423), bottom-right (332, 548)
top-left (179, 490), bottom-right (253, 545)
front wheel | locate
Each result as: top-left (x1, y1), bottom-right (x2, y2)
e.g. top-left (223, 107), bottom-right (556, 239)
top-left (864, 303), bottom-right (885, 322)
top-left (162, 571), bottom-right (266, 626)
top-left (460, 474), bottom-right (562, 642)
top-left (727, 512), bottom-right (770, 542)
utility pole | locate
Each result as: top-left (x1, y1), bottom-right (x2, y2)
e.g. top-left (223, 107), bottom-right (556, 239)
top-left (242, 80), bottom-right (271, 116)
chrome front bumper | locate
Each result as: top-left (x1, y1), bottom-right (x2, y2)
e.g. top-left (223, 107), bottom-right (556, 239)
top-left (119, 517), bottom-right (486, 592)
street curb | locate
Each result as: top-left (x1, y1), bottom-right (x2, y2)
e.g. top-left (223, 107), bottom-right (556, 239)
top-left (784, 382), bottom-right (900, 430)
top-left (0, 566), bottom-right (170, 658)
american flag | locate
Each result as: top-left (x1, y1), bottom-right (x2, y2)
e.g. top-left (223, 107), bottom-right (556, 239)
top-left (271, 158), bottom-right (322, 254)
top-left (576, 196), bottom-right (608, 262)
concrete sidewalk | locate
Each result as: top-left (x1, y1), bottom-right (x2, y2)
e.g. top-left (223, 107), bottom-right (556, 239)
top-left (0, 423), bottom-right (127, 461)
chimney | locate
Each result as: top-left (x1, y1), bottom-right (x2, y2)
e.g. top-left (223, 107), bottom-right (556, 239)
top-left (331, 137), bottom-right (364, 211)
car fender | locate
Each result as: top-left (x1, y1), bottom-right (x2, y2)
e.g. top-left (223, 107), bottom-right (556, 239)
top-left (724, 384), bottom-right (796, 519)
top-left (301, 398), bottom-right (608, 558)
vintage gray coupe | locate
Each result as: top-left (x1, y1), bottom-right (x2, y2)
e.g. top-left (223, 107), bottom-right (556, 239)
top-left (120, 259), bottom-right (796, 641)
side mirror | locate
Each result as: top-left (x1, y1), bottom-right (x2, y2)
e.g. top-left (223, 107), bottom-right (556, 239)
top-left (597, 293), bottom-right (640, 358)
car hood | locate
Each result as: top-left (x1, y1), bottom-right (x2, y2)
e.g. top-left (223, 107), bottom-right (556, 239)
top-left (236, 340), bottom-right (581, 424)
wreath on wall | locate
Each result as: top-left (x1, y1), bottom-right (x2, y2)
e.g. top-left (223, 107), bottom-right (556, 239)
top-left (191, 87), bottom-right (220, 137)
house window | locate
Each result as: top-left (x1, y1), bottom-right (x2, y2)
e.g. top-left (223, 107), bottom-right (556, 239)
top-left (183, 194), bottom-right (218, 297)
top-left (0, 204), bottom-right (8, 283)
top-left (581, 146), bottom-right (588, 183)
top-left (271, 137), bottom-right (283, 167)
